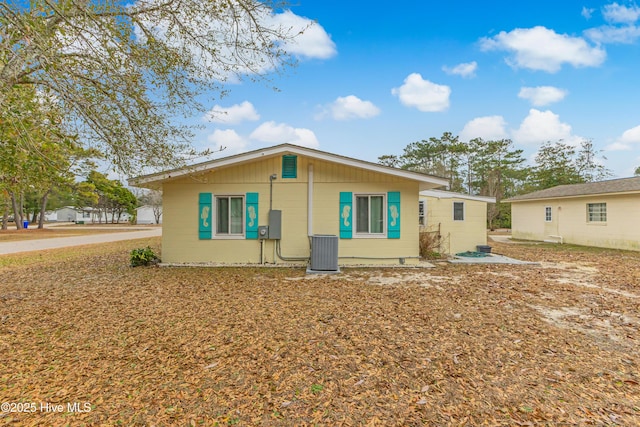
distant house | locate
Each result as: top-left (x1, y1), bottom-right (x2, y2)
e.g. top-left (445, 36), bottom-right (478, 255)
top-left (506, 176), bottom-right (640, 251)
top-left (419, 190), bottom-right (495, 254)
top-left (129, 143), bottom-right (448, 266)
top-left (52, 206), bottom-right (131, 223)
top-left (54, 206), bottom-right (92, 223)
top-left (136, 205), bottom-right (162, 224)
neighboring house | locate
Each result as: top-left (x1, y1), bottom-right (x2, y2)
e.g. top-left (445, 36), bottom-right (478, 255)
top-left (419, 190), bottom-right (495, 255)
top-left (136, 205), bottom-right (163, 224)
top-left (129, 143), bottom-right (448, 266)
top-left (53, 206), bottom-right (131, 223)
top-left (506, 176), bottom-right (640, 251)
top-left (55, 206), bottom-right (92, 223)
top-left (44, 211), bottom-right (58, 222)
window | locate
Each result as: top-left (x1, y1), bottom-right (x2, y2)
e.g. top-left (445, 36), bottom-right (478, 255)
top-left (216, 196), bottom-right (244, 235)
top-left (355, 194), bottom-right (385, 235)
top-left (418, 200), bottom-right (425, 226)
top-left (545, 206), bottom-right (552, 222)
top-left (453, 202), bottom-right (464, 221)
top-left (587, 203), bottom-right (606, 222)
top-left (82, 211), bottom-right (90, 218)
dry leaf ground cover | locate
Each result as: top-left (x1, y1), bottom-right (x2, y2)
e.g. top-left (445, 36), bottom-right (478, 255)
top-left (0, 237), bottom-right (639, 426)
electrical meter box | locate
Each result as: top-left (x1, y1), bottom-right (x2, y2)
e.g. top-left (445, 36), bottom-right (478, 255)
top-left (268, 210), bottom-right (282, 240)
top-left (258, 226), bottom-right (269, 239)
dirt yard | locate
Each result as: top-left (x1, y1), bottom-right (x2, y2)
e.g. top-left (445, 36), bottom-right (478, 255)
top-left (0, 237), bottom-right (638, 426)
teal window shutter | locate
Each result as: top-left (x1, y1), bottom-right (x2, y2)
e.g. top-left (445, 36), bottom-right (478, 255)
top-left (245, 192), bottom-right (259, 239)
top-left (339, 192), bottom-right (352, 239)
top-left (199, 193), bottom-right (212, 239)
top-left (387, 191), bottom-right (400, 239)
top-left (282, 155), bottom-right (297, 178)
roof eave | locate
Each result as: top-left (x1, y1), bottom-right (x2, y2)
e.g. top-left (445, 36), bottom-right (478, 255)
top-left (129, 144), bottom-right (449, 189)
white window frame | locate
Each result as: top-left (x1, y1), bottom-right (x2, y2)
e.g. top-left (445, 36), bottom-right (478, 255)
top-left (213, 195), bottom-right (245, 239)
top-left (453, 201), bottom-right (465, 221)
top-left (353, 193), bottom-right (387, 238)
top-left (418, 200), bottom-right (426, 226)
top-left (544, 206), bottom-right (552, 222)
top-left (587, 202), bottom-right (607, 223)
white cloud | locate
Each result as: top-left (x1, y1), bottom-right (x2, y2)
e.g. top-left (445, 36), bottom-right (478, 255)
top-left (442, 61), bottom-right (478, 78)
top-left (584, 24), bottom-right (640, 43)
top-left (604, 141), bottom-right (634, 151)
top-left (518, 86), bottom-right (568, 106)
top-left (318, 95), bottom-right (381, 121)
top-left (602, 2), bottom-right (640, 24)
top-left (479, 26), bottom-right (606, 72)
top-left (619, 124), bottom-right (640, 143)
top-left (512, 109), bottom-right (581, 146)
top-left (204, 101), bottom-right (260, 124)
top-left (391, 73), bottom-right (450, 112)
top-left (250, 121), bottom-right (319, 147)
top-left (459, 116), bottom-right (509, 142)
top-left (606, 124), bottom-right (640, 150)
top-left (584, 2), bottom-right (640, 44)
top-left (206, 129), bottom-right (248, 154)
top-left (582, 7), bottom-right (595, 19)
top-left (270, 10), bottom-right (336, 59)
top-left (132, 3), bottom-right (335, 82)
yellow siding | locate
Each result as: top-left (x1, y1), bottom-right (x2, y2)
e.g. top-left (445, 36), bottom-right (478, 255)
top-left (511, 194), bottom-right (640, 250)
top-left (162, 154), bottom-right (422, 265)
top-left (421, 196), bottom-right (489, 254)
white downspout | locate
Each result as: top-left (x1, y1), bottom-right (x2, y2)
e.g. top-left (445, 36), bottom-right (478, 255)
top-left (308, 164), bottom-right (313, 236)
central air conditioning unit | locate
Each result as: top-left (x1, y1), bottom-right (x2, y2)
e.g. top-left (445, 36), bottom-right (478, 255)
top-left (309, 235), bottom-right (339, 272)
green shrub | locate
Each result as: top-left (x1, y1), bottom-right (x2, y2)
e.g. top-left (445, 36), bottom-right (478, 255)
top-left (130, 246), bottom-right (160, 267)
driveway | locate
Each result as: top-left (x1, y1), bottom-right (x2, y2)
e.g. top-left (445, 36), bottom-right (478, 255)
top-left (0, 228), bottom-right (162, 255)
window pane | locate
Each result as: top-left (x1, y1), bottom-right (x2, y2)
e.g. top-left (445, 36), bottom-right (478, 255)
top-left (370, 196), bottom-right (384, 233)
top-left (230, 197), bottom-right (243, 234)
top-left (217, 198), bottom-right (229, 233)
top-left (453, 202), bottom-right (464, 221)
top-left (587, 203), bottom-right (606, 222)
top-left (356, 196), bottom-right (369, 233)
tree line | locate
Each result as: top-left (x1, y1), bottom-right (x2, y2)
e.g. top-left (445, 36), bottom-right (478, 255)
top-left (379, 132), bottom-right (612, 228)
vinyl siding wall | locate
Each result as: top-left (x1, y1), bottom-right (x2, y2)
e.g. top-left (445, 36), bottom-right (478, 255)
top-left (421, 196), bottom-right (489, 254)
top-left (161, 155), bottom-right (421, 265)
top-left (511, 193), bottom-right (640, 250)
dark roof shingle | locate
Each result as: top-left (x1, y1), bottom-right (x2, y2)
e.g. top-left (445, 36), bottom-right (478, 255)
top-left (507, 176), bottom-right (640, 202)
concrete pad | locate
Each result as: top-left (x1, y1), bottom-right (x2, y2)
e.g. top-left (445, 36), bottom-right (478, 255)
top-left (448, 253), bottom-right (539, 265)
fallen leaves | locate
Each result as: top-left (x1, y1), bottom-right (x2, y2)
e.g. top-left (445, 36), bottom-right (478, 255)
top-left (0, 237), bottom-right (638, 425)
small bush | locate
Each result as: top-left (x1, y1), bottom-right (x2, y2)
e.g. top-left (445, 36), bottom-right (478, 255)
top-left (419, 230), bottom-right (442, 259)
top-left (130, 246), bottom-right (160, 267)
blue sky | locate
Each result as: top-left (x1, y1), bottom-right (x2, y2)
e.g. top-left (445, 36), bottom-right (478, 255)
top-left (190, 1), bottom-right (640, 178)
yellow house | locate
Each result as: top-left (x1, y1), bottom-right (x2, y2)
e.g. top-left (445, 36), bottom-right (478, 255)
top-left (129, 144), bottom-right (448, 267)
top-left (419, 190), bottom-right (495, 255)
top-left (507, 176), bottom-right (640, 251)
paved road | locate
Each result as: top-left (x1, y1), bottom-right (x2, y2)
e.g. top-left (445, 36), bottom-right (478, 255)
top-left (0, 228), bottom-right (162, 255)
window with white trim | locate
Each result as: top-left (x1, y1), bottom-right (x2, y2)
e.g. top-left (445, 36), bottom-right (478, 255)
top-left (215, 195), bottom-right (244, 235)
top-left (587, 203), bottom-right (606, 223)
top-left (418, 200), bottom-right (425, 226)
top-left (545, 206), bottom-right (552, 222)
top-left (453, 201), bottom-right (464, 221)
top-left (355, 194), bottom-right (385, 235)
